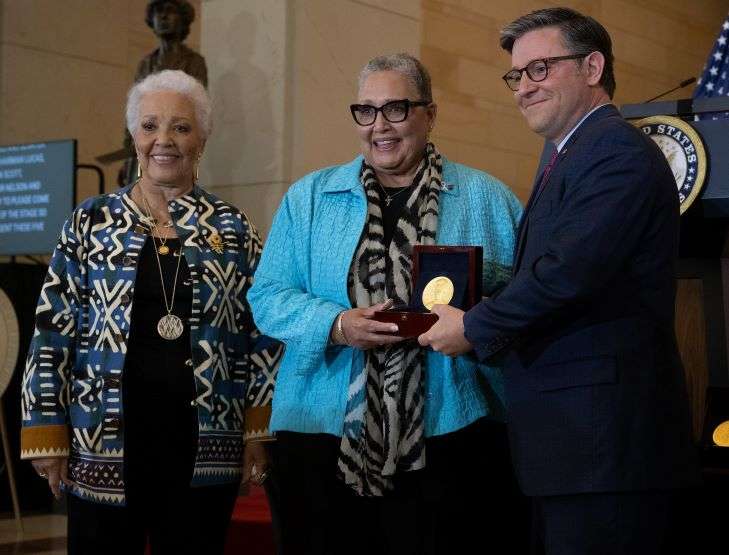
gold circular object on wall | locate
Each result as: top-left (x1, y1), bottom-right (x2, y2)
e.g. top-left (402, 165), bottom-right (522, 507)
top-left (0, 287), bottom-right (20, 397)
top-left (422, 276), bottom-right (454, 311)
top-left (712, 420), bottom-right (729, 447)
top-left (634, 116), bottom-right (707, 215)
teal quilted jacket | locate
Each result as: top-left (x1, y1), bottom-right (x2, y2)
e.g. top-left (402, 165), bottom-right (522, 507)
top-left (248, 155), bottom-right (522, 438)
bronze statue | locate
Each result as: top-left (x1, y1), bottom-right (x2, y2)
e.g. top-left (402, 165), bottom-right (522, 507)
top-left (136, 0), bottom-right (208, 86)
top-left (115, 0), bottom-right (208, 185)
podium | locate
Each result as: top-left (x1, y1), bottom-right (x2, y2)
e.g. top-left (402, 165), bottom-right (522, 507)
top-left (622, 99), bottom-right (729, 550)
top-left (620, 98), bottom-right (729, 454)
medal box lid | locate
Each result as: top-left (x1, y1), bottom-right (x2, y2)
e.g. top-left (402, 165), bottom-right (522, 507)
top-left (373, 245), bottom-right (483, 338)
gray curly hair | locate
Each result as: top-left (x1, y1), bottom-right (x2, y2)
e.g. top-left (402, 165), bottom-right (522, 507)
top-left (358, 53), bottom-right (433, 102)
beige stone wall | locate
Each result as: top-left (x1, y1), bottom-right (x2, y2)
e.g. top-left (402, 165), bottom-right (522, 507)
top-left (200, 0), bottom-right (421, 237)
top-left (0, 0), bottom-right (201, 207)
top-left (288, 0), bottom-right (421, 183)
top-left (199, 0), bottom-right (290, 238)
top-left (422, 0), bottom-right (728, 202)
top-left (1, 0), bottom-right (725, 238)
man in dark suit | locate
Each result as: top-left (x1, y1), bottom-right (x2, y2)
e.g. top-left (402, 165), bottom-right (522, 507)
top-left (419, 7), bottom-right (699, 554)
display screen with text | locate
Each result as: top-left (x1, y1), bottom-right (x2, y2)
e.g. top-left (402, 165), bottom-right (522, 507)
top-left (0, 140), bottom-right (76, 255)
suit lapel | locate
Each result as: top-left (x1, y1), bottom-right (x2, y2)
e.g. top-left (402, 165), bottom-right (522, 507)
top-left (512, 105), bottom-right (621, 272)
top-left (512, 164), bottom-right (549, 272)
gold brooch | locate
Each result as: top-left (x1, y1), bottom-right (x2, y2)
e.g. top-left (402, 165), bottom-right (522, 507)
top-left (207, 233), bottom-right (224, 254)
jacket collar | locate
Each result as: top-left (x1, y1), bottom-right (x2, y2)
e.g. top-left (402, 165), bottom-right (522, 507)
top-left (119, 182), bottom-right (205, 236)
top-left (321, 154), bottom-right (459, 196)
top-left (558, 104), bottom-right (619, 155)
top-left (528, 104), bottom-right (619, 204)
top-left (513, 104), bottom-right (621, 270)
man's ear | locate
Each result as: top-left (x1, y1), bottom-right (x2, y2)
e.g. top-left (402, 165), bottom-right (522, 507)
top-left (584, 51), bottom-right (605, 87)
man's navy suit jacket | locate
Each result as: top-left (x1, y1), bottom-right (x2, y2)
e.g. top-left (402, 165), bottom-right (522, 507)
top-left (464, 104), bottom-right (699, 497)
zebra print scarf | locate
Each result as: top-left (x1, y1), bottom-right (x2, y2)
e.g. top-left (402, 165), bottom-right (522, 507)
top-left (337, 143), bottom-right (442, 496)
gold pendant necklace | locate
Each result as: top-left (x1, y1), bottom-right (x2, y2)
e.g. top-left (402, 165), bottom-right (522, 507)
top-left (140, 191), bottom-right (185, 340)
top-left (139, 191), bottom-right (172, 254)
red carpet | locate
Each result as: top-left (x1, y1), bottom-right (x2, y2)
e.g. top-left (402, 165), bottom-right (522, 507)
top-left (225, 486), bottom-right (275, 555)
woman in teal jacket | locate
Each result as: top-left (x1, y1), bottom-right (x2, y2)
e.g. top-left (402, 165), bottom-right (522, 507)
top-left (248, 53), bottom-right (525, 555)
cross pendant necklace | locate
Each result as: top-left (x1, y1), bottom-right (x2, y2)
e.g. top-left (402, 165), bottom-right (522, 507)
top-left (379, 184), bottom-right (410, 207)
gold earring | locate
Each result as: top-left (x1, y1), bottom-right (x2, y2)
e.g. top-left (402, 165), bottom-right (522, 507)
top-left (136, 161), bottom-right (142, 179)
top-left (194, 153), bottom-right (202, 184)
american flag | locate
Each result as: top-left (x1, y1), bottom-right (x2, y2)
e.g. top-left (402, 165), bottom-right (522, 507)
top-left (694, 13), bottom-right (729, 118)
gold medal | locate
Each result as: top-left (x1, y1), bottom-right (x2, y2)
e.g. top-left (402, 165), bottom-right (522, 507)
top-left (422, 276), bottom-right (454, 310)
top-left (712, 420), bottom-right (729, 447)
top-left (158, 244), bottom-right (170, 255)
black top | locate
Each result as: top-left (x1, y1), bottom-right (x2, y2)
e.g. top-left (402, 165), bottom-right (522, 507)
top-left (123, 237), bottom-right (197, 489)
top-left (378, 184), bottom-right (415, 248)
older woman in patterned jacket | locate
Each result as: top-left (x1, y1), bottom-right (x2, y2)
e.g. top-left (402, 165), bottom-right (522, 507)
top-left (248, 53), bottom-right (528, 555)
top-left (20, 70), bottom-right (280, 554)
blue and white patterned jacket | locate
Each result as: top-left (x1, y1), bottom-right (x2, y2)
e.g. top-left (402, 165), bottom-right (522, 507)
top-left (20, 183), bottom-right (281, 505)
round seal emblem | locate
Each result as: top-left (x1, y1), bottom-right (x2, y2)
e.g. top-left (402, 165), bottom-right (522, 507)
top-left (0, 287), bottom-right (20, 397)
top-left (635, 116), bottom-right (707, 214)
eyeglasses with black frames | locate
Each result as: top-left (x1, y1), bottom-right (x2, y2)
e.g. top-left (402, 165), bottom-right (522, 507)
top-left (502, 54), bottom-right (588, 91)
top-left (350, 99), bottom-right (431, 126)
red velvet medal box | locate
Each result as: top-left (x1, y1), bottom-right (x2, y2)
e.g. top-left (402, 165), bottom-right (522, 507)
top-left (373, 245), bottom-right (483, 338)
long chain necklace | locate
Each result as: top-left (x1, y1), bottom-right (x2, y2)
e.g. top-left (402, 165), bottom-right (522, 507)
top-left (141, 193), bottom-right (185, 340)
top-left (378, 183), bottom-right (411, 207)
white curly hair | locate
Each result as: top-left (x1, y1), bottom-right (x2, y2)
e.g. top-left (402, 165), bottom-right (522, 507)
top-left (125, 69), bottom-right (212, 139)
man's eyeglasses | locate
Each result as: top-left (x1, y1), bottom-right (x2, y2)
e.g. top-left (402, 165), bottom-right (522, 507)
top-left (502, 54), bottom-right (588, 91)
top-left (350, 99), bottom-right (431, 126)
